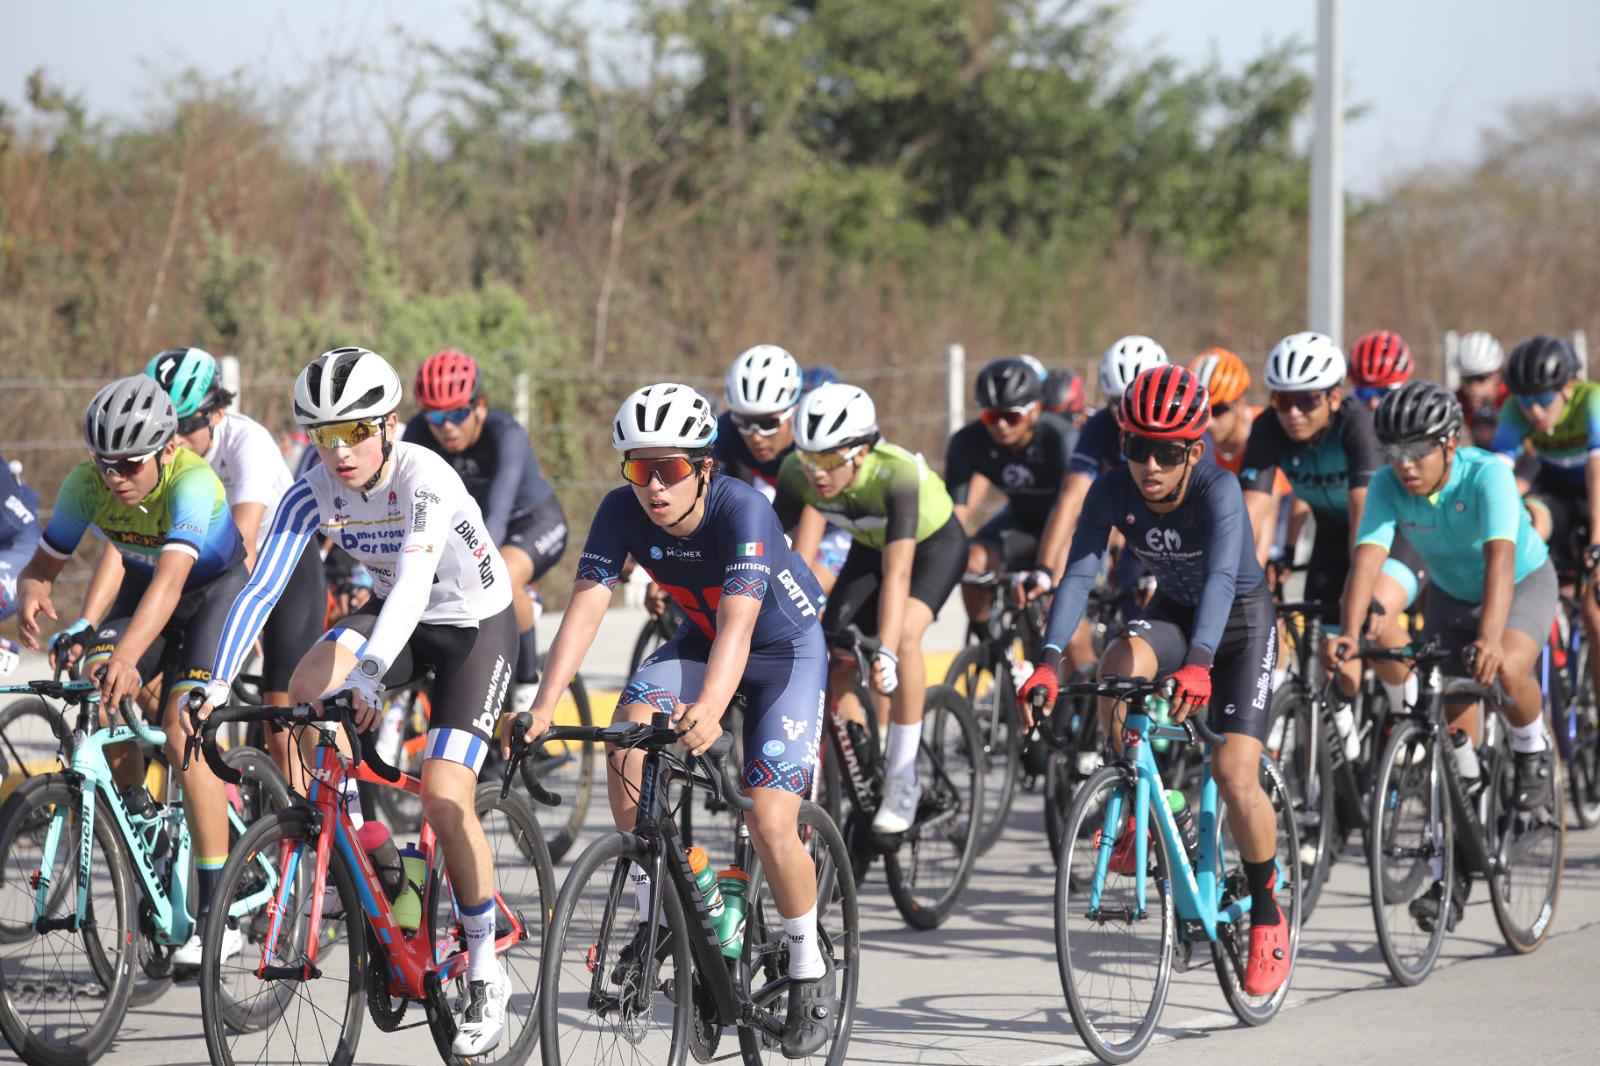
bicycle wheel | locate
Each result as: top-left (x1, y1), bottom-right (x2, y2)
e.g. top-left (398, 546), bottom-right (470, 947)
top-left (200, 807), bottom-right (366, 1066)
top-left (539, 832), bottom-right (691, 1066)
top-left (738, 801), bottom-right (859, 1065)
top-left (944, 645), bottom-right (1020, 854)
top-left (883, 685), bottom-right (984, 930)
top-left (424, 783), bottom-right (555, 1066)
top-left (530, 669), bottom-right (596, 863)
top-left (1055, 765), bottom-right (1173, 1064)
top-left (1566, 650), bottom-right (1600, 827)
top-left (1368, 719), bottom-right (1453, 986)
top-left (1486, 736), bottom-right (1565, 953)
top-left (0, 699), bottom-right (66, 802)
top-left (1265, 683), bottom-right (1332, 920)
top-left (1211, 755), bottom-right (1302, 1025)
top-left (0, 775), bottom-right (137, 1066)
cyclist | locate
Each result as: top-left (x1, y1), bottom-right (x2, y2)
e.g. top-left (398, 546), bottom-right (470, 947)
top-left (1348, 330), bottom-right (1413, 408)
top-left (192, 347), bottom-right (520, 1056)
top-left (801, 364), bottom-right (841, 393)
top-left (1326, 381), bottom-right (1558, 926)
top-left (1454, 331), bottom-right (1507, 449)
top-left (146, 347), bottom-right (326, 769)
top-left (1239, 332), bottom-right (1420, 717)
top-left (406, 349), bottom-right (567, 715)
top-left (519, 382), bottom-right (835, 1056)
top-left (1042, 368), bottom-right (1087, 429)
top-left (1190, 348), bottom-right (1292, 563)
top-left (945, 355), bottom-right (1077, 625)
top-left (14, 376), bottom-right (247, 966)
top-left (1018, 364), bottom-right (1289, 997)
top-left (1489, 334), bottom-right (1600, 698)
top-left (0, 452), bottom-right (41, 627)
top-left (774, 383), bottom-right (966, 834)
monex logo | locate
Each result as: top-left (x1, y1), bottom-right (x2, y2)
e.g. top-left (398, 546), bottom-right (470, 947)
top-left (455, 520), bottom-right (497, 588)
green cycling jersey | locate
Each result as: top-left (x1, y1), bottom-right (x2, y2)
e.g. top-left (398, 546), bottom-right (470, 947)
top-left (775, 441), bottom-right (953, 551)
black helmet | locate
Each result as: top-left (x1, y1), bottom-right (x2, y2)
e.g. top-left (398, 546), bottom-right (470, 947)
top-left (1374, 380), bottom-right (1462, 444)
top-left (1505, 334), bottom-right (1579, 394)
top-left (975, 357), bottom-right (1042, 409)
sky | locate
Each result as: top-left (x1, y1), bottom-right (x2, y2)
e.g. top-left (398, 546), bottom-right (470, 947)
top-left (3, 1), bottom-right (1597, 194)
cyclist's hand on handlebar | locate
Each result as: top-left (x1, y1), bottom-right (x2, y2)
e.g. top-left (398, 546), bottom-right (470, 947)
top-left (1362, 600), bottom-right (1388, 641)
top-left (643, 582), bottom-right (669, 619)
top-left (1322, 633), bottom-right (1358, 674)
top-left (1010, 569), bottom-right (1053, 607)
top-left (329, 671), bottom-right (382, 732)
top-left (1166, 664), bottom-right (1211, 723)
top-left (671, 700), bottom-right (722, 757)
top-left (871, 648), bottom-right (900, 696)
top-left (1465, 638), bottom-right (1501, 687)
top-left (94, 657), bottom-right (143, 709)
top-left (500, 705), bottom-right (552, 762)
top-left (1017, 661), bottom-right (1060, 730)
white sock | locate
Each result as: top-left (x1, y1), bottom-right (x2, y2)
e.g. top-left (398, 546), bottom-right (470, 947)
top-left (1271, 666), bottom-right (1288, 694)
top-left (782, 905), bottom-right (825, 980)
top-left (631, 869), bottom-right (653, 925)
top-left (1381, 676), bottom-right (1408, 716)
top-left (885, 721), bottom-right (922, 785)
top-left (339, 778), bottom-right (364, 829)
top-left (1509, 720), bottom-right (1547, 754)
top-left (460, 898), bottom-right (500, 983)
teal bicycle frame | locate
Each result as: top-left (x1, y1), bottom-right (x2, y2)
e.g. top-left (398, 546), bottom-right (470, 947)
top-left (0, 679), bottom-right (275, 948)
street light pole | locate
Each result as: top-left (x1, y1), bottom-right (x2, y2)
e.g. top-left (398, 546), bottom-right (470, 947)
top-left (1308, 0), bottom-right (1343, 345)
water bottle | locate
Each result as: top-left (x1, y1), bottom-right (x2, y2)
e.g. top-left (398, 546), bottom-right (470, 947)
top-left (716, 868), bottom-right (750, 958)
top-left (396, 845), bottom-right (427, 935)
top-left (1332, 700), bottom-right (1361, 762)
top-left (1449, 728), bottom-right (1481, 791)
top-left (357, 822), bottom-right (422, 929)
top-left (1166, 789), bottom-right (1198, 865)
top-left (687, 846), bottom-right (726, 926)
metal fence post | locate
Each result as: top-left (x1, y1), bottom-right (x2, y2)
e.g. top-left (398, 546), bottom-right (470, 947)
top-left (1575, 331), bottom-right (1589, 380)
top-left (220, 355), bottom-right (243, 413)
top-left (946, 344), bottom-right (965, 439)
top-left (515, 371), bottom-right (531, 428)
top-left (1442, 330), bottom-right (1460, 390)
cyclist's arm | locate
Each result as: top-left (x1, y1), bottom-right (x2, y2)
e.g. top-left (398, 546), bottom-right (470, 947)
top-left (1479, 540), bottom-right (1515, 645)
top-left (1587, 453), bottom-right (1600, 552)
top-left (944, 430), bottom-right (975, 528)
top-left (76, 540), bottom-right (124, 628)
top-left (1185, 474), bottom-right (1247, 666)
top-left (1038, 472), bottom-right (1092, 582)
top-left (1346, 486), bottom-right (1368, 556)
top-left (695, 589), bottom-right (760, 717)
top-left (15, 546), bottom-right (67, 649)
top-left (484, 418), bottom-right (532, 545)
top-left (1040, 478), bottom-right (1115, 657)
top-left (231, 502), bottom-right (267, 571)
top-left (959, 474), bottom-right (993, 529)
top-left (109, 547), bottom-right (195, 671)
top-left (1238, 416), bottom-right (1286, 567)
top-left (1342, 471), bottom-right (1399, 635)
top-left (791, 505), bottom-right (829, 586)
top-left (875, 475), bottom-right (921, 653)
top-left (527, 579), bottom-right (611, 724)
top-left (1242, 489), bottom-right (1277, 568)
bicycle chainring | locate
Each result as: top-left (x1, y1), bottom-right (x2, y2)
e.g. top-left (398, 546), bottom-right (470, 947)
top-left (365, 945), bottom-right (409, 1032)
top-left (137, 902), bottom-right (175, 981)
top-left (686, 969), bottom-right (722, 1063)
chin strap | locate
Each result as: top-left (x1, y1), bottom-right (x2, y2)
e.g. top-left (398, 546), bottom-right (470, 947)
top-left (1161, 451), bottom-right (1195, 504)
top-left (1423, 436), bottom-right (1454, 496)
top-left (358, 424), bottom-right (394, 499)
top-left (665, 463), bottom-right (710, 532)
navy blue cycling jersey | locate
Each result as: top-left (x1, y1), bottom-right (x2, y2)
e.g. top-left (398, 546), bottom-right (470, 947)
top-left (0, 458), bottom-right (40, 546)
top-left (577, 475), bottom-right (825, 648)
top-left (1068, 408), bottom-right (1121, 480)
top-left (403, 409), bottom-right (555, 544)
top-left (945, 413), bottom-right (1077, 531)
top-left (1045, 460), bottom-right (1264, 665)
top-left (712, 412), bottom-right (788, 489)
top-left (1238, 403), bottom-right (1383, 521)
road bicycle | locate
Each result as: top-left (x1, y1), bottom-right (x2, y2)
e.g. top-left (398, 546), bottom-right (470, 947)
top-left (1359, 642), bottom-right (1565, 986)
top-left (517, 712), bottom-right (859, 1065)
top-left (0, 679), bottom-right (288, 1066)
top-left (1547, 578), bottom-right (1600, 826)
top-left (193, 695), bottom-right (556, 1066)
top-left (1043, 677), bottom-right (1301, 1064)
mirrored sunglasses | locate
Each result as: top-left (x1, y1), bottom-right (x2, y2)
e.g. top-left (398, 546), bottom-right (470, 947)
top-left (308, 419), bottom-right (383, 449)
top-left (621, 456), bottom-right (697, 487)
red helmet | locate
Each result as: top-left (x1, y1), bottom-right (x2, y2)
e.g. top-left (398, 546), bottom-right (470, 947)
top-left (415, 349), bottom-right (480, 410)
top-left (1042, 369), bottom-right (1085, 415)
top-left (1120, 365), bottom-right (1211, 440)
top-left (1349, 330), bottom-right (1411, 388)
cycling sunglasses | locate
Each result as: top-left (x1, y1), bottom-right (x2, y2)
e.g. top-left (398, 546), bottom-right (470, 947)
top-left (1270, 389), bottom-right (1329, 414)
top-left (1210, 401), bottom-right (1234, 418)
top-left (1352, 384), bottom-right (1398, 404)
top-left (980, 403), bottom-right (1035, 427)
top-left (1460, 372), bottom-right (1496, 386)
top-left (1514, 389), bottom-right (1561, 410)
top-left (93, 451), bottom-right (158, 479)
top-left (424, 405), bottom-right (476, 427)
top-left (176, 410), bottom-right (213, 436)
top-left (1120, 432), bottom-right (1191, 467)
top-left (731, 409), bottom-right (794, 437)
top-left (621, 456), bottom-right (698, 487)
top-left (796, 446), bottom-right (862, 473)
top-left (307, 419), bottom-right (384, 449)
top-left (1382, 438), bottom-right (1439, 465)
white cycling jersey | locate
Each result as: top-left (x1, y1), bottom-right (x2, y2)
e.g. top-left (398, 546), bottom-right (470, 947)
top-left (206, 441), bottom-right (512, 702)
top-left (200, 411), bottom-right (293, 550)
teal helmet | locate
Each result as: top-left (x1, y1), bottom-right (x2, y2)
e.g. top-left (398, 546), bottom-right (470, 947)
top-left (145, 347), bottom-right (218, 418)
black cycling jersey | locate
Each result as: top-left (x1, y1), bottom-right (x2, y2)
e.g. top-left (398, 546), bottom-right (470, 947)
top-left (944, 413), bottom-right (1077, 532)
top-left (403, 408), bottom-right (556, 544)
top-left (1238, 403), bottom-right (1383, 521)
top-left (712, 412), bottom-right (787, 490)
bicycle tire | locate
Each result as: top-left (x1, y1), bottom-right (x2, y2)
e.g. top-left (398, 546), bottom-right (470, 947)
top-left (423, 782), bottom-right (555, 1066)
top-left (883, 685), bottom-right (985, 930)
top-left (539, 832), bottom-right (691, 1066)
top-left (1265, 683), bottom-right (1332, 920)
top-left (1055, 765), bottom-right (1173, 1064)
top-left (200, 806), bottom-right (366, 1066)
top-left (1486, 732), bottom-right (1565, 953)
top-left (0, 698), bottom-right (67, 802)
top-left (944, 644), bottom-right (1020, 854)
top-left (1368, 719), bottom-right (1453, 986)
top-left (738, 801), bottom-right (860, 1065)
top-left (1566, 640), bottom-right (1600, 827)
top-left (530, 668), bottom-right (596, 863)
top-left (0, 774), bottom-right (137, 1066)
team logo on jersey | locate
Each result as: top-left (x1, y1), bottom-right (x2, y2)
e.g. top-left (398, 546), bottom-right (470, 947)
top-left (777, 568), bottom-right (817, 617)
top-left (1001, 463), bottom-right (1034, 490)
top-left (782, 716), bottom-right (807, 741)
top-left (649, 546), bottom-right (664, 560)
top-left (388, 491), bottom-right (397, 506)
top-left (335, 496), bottom-right (347, 510)
top-left (763, 740), bottom-right (785, 757)
top-left (736, 542), bottom-right (764, 558)
top-left (1145, 527), bottom-right (1182, 552)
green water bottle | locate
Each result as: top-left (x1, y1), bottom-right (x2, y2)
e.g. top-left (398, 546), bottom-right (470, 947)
top-left (687, 847), bottom-right (727, 926)
top-left (396, 844), bottom-right (427, 935)
top-left (1147, 695), bottom-right (1174, 753)
top-left (716, 868), bottom-right (749, 958)
top-left (1166, 789), bottom-right (1198, 864)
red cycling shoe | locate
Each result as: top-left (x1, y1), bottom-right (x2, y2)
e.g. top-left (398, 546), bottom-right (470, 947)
top-left (1241, 905), bottom-right (1290, 997)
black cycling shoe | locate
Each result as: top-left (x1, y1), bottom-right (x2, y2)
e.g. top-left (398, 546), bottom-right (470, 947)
top-left (1408, 880), bottom-right (1463, 933)
top-left (1512, 748), bottom-right (1553, 812)
top-left (609, 922), bottom-right (665, 987)
top-left (781, 954), bottom-right (837, 1059)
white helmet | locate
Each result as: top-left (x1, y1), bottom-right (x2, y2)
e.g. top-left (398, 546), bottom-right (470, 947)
top-left (1455, 331), bottom-right (1505, 376)
top-left (1015, 354), bottom-right (1047, 381)
top-left (612, 382), bottom-right (717, 453)
top-left (293, 347), bottom-right (402, 426)
top-left (1264, 332), bottom-right (1346, 392)
top-left (795, 383), bottom-right (878, 451)
top-left (1099, 336), bottom-right (1169, 399)
top-left (725, 345), bottom-right (802, 416)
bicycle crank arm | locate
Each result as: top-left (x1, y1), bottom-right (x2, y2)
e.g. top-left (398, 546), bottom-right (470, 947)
top-left (740, 1002), bottom-right (786, 1040)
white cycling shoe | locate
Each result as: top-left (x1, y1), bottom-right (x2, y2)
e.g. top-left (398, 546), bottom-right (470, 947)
top-left (172, 924), bottom-right (241, 969)
top-left (872, 778), bottom-right (922, 835)
top-left (451, 962), bottom-right (510, 1057)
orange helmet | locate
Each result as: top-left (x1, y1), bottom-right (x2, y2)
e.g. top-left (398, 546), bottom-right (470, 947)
top-left (1189, 347), bottom-right (1250, 406)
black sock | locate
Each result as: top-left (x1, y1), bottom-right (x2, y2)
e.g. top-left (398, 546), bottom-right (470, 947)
top-left (1243, 858), bottom-right (1281, 926)
top-left (196, 862), bottom-right (226, 918)
top-left (516, 625), bottom-right (540, 685)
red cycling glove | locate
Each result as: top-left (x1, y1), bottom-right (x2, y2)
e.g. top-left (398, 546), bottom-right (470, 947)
top-left (1168, 663), bottom-right (1212, 709)
top-left (1018, 661), bottom-right (1060, 715)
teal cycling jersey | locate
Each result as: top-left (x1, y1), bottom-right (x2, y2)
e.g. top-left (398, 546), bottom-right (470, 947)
top-left (1355, 446), bottom-right (1548, 603)
top-left (41, 448), bottom-right (243, 586)
top-left (1239, 403), bottom-right (1384, 521)
top-left (1490, 378), bottom-right (1600, 493)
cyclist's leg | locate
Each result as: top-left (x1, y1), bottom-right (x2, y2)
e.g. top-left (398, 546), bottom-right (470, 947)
top-left (258, 537), bottom-right (326, 778)
top-left (81, 577), bottom-right (166, 791)
top-left (884, 516), bottom-right (967, 785)
top-left (606, 633), bottom-right (703, 831)
top-left (820, 538), bottom-right (881, 730)
top-left (1495, 562), bottom-right (1560, 807)
top-left (962, 508), bottom-right (1013, 625)
top-left (1101, 604), bottom-right (1184, 746)
top-left (1372, 538), bottom-right (1424, 712)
